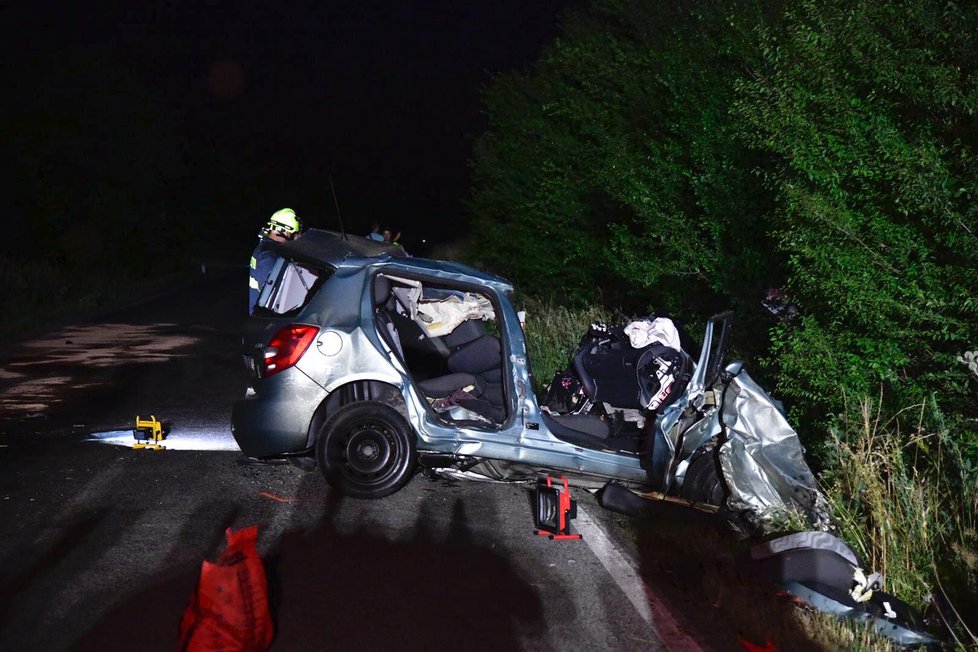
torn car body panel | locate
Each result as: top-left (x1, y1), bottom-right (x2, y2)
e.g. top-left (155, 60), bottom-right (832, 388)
top-left (718, 368), bottom-right (825, 524)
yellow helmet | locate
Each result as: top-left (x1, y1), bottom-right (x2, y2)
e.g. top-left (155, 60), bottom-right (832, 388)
top-left (268, 208), bottom-right (300, 234)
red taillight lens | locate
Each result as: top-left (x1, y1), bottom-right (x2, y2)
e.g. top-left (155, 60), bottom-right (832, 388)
top-left (263, 324), bottom-right (319, 376)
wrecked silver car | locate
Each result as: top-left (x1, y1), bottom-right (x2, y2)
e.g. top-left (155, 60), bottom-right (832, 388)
top-left (231, 229), bottom-right (824, 526)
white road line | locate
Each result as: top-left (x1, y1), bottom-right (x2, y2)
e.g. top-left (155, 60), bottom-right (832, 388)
top-left (576, 506), bottom-right (706, 652)
top-left (575, 506), bottom-right (653, 624)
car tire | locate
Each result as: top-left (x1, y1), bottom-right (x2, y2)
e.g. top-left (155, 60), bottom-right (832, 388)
top-left (679, 449), bottom-right (726, 506)
top-left (316, 401), bottom-right (417, 499)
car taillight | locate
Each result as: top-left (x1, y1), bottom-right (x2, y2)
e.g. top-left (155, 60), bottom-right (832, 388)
top-left (263, 324), bottom-right (319, 376)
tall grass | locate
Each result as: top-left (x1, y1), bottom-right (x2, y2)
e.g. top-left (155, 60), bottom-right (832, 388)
top-left (514, 296), bottom-right (612, 393)
top-left (819, 396), bottom-right (978, 644)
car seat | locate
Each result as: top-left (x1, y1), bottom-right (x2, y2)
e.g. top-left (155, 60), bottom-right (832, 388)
top-left (445, 332), bottom-right (506, 423)
top-left (373, 276), bottom-right (490, 412)
top-left (573, 341), bottom-right (691, 413)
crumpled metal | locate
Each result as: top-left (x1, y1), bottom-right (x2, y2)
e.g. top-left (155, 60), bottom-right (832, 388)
top-left (717, 368), bottom-right (830, 528)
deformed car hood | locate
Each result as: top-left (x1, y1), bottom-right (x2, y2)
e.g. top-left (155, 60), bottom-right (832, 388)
top-left (717, 369), bottom-right (830, 529)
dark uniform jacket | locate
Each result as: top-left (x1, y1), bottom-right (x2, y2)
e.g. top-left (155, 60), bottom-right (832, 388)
top-left (249, 238), bottom-right (279, 313)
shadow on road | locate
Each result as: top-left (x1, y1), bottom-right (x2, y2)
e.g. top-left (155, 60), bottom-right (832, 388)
top-left (268, 490), bottom-right (545, 650)
top-left (628, 499), bottom-right (824, 651)
top-left (0, 510), bottom-right (109, 631)
top-left (73, 489), bottom-right (546, 651)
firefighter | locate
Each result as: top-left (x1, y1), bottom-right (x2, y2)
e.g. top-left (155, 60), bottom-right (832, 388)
top-left (249, 208), bottom-right (301, 313)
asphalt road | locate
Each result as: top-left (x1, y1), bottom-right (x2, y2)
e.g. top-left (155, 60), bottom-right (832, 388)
top-left (0, 266), bottom-right (711, 651)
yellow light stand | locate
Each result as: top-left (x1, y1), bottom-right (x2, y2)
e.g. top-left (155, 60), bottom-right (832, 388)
top-left (133, 415), bottom-right (166, 450)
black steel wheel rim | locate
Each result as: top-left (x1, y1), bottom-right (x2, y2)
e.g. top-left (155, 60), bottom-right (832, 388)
top-left (335, 420), bottom-right (400, 482)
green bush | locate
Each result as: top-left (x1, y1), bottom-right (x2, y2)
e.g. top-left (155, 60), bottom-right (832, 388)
top-left (468, 0), bottom-right (782, 324)
top-left (469, 0), bottom-right (978, 444)
top-left (515, 296), bottom-right (612, 394)
top-left (468, 0), bottom-right (978, 644)
top-left (734, 0), bottom-right (978, 429)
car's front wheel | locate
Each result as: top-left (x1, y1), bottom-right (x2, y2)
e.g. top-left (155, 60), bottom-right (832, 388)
top-left (316, 401), bottom-right (417, 499)
top-left (679, 448), bottom-right (726, 507)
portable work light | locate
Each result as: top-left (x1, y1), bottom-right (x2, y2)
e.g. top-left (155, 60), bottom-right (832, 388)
top-left (533, 475), bottom-right (582, 540)
top-left (133, 415), bottom-right (167, 450)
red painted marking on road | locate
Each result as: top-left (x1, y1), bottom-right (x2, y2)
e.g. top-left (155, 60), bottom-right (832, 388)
top-left (642, 584), bottom-right (711, 651)
top-left (259, 492), bottom-right (302, 504)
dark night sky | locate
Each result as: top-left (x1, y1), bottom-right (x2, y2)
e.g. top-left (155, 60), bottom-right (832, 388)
top-left (9, 1), bottom-right (576, 246)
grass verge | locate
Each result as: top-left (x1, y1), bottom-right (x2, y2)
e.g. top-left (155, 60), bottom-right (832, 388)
top-left (819, 396), bottom-right (978, 647)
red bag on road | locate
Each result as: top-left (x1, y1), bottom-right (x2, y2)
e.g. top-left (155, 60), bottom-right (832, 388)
top-left (178, 525), bottom-right (273, 652)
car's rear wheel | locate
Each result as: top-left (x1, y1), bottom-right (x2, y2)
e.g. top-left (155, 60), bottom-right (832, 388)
top-left (316, 401), bottom-right (417, 499)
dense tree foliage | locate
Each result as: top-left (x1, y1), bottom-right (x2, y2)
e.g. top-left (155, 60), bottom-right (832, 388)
top-left (469, 0), bottom-right (782, 322)
top-left (734, 0), bottom-right (978, 422)
top-left (468, 0), bottom-right (978, 434)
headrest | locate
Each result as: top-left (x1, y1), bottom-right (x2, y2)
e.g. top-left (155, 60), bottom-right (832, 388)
top-left (373, 276), bottom-right (391, 307)
top-left (443, 318), bottom-right (486, 348)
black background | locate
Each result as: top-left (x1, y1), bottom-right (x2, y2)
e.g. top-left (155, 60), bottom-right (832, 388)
top-left (7, 1), bottom-right (575, 253)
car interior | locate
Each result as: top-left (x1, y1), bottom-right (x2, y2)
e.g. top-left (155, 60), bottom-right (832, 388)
top-left (257, 259), bottom-right (327, 316)
top-left (539, 341), bottom-right (693, 455)
top-left (371, 273), bottom-right (697, 457)
top-left (373, 274), bottom-right (508, 426)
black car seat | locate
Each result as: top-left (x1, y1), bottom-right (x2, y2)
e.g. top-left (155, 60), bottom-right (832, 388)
top-left (390, 309), bottom-right (485, 358)
top-left (445, 331), bottom-right (506, 422)
top-left (573, 340), bottom-right (691, 413)
top-left (373, 276), bottom-right (404, 357)
top-left (373, 276), bottom-right (486, 405)
top-left (537, 411), bottom-right (645, 454)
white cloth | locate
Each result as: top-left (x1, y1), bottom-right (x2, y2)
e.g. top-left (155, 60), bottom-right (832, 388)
top-left (623, 317), bottom-right (681, 350)
top-left (416, 294), bottom-right (495, 337)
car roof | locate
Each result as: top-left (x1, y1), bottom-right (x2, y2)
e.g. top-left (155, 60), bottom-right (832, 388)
top-left (270, 228), bottom-right (512, 290)
top-left (269, 228), bottom-right (409, 264)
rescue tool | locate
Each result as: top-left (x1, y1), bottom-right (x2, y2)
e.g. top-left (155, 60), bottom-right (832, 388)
top-left (133, 415), bottom-right (166, 450)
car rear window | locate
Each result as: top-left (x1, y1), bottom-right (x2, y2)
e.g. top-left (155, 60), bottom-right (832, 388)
top-left (256, 259), bottom-right (332, 315)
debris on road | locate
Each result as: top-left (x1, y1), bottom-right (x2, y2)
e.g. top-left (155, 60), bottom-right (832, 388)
top-left (748, 531), bottom-right (940, 647)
